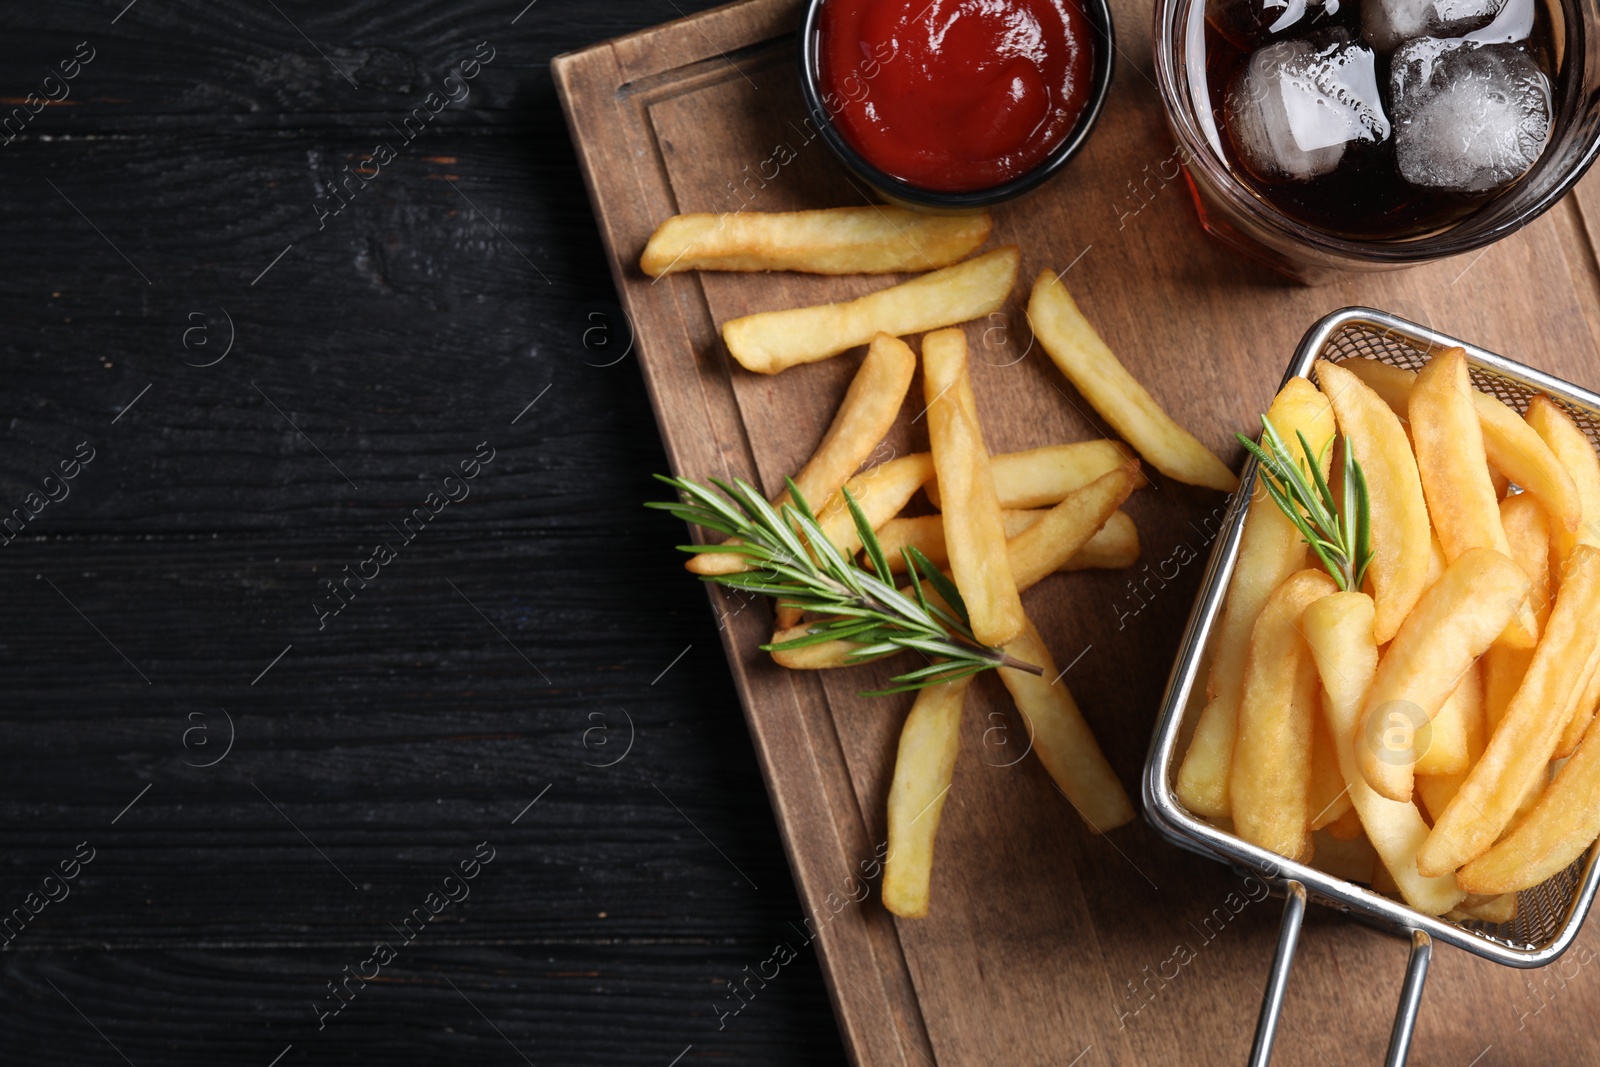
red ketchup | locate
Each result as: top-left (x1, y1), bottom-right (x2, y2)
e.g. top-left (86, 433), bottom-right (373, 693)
top-left (817, 0), bottom-right (1095, 193)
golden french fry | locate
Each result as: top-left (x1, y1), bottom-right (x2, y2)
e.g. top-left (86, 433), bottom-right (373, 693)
top-left (1410, 349), bottom-right (1536, 647)
top-left (772, 476), bottom-right (1137, 670)
top-left (1501, 494), bottom-right (1554, 625)
top-left (816, 453), bottom-right (935, 558)
top-left (882, 676), bottom-right (972, 918)
top-left (723, 246), bottom-right (1018, 374)
top-left (1340, 358), bottom-right (1415, 415)
top-left (1458, 893), bottom-right (1518, 923)
top-left (1419, 545), bottom-right (1600, 878)
top-left (1026, 271), bottom-right (1237, 491)
top-left (1414, 773), bottom-right (1459, 825)
top-left (1482, 644), bottom-right (1531, 732)
top-left (641, 206), bottom-right (991, 277)
top-left (1177, 377), bottom-right (1335, 818)
top-left (998, 619), bottom-right (1134, 831)
top-left (1527, 398), bottom-right (1600, 754)
top-left (1458, 706), bottom-right (1600, 895)
top-left (1526, 394), bottom-right (1600, 569)
top-left (925, 440), bottom-right (1134, 510)
top-left (1303, 592), bottom-right (1465, 914)
top-left (1414, 664), bottom-right (1483, 777)
top-left (924, 328), bottom-right (1024, 646)
top-left (1342, 358), bottom-right (1584, 538)
top-left (1561, 669), bottom-right (1600, 759)
top-left (1309, 701), bottom-right (1353, 831)
top-left (1230, 569), bottom-right (1339, 862)
top-left (765, 333), bottom-right (918, 626)
top-left (1005, 464), bottom-right (1140, 590)
top-left (784, 333), bottom-right (917, 510)
top-left (877, 509), bottom-right (1139, 574)
top-left (687, 338), bottom-right (921, 578)
top-left (1315, 360), bottom-right (1432, 643)
top-left (1357, 548), bottom-right (1530, 803)
top-left (1414, 664), bottom-right (1487, 820)
top-left (1473, 393), bottom-right (1582, 535)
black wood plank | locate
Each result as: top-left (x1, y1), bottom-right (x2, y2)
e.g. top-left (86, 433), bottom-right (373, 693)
top-left (0, 0), bottom-right (852, 1062)
top-left (3, 944), bottom-right (843, 1065)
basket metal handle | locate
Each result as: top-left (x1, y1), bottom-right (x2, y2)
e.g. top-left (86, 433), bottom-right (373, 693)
top-left (1247, 880), bottom-right (1434, 1067)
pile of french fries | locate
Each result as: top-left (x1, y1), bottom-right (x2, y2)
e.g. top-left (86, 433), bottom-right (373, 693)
top-left (1178, 347), bottom-right (1600, 922)
top-left (643, 206), bottom-right (1237, 917)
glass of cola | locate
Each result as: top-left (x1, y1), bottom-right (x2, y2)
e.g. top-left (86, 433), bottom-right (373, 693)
top-left (1154, 0), bottom-right (1600, 280)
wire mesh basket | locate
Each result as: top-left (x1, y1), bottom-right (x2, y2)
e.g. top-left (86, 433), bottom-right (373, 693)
top-left (1144, 306), bottom-right (1600, 1066)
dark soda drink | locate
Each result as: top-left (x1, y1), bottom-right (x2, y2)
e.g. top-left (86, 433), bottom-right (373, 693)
top-left (1193, 0), bottom-right (1565, 240)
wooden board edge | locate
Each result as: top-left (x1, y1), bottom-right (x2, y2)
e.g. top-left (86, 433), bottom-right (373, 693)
top-left (552, 15), bottom-right (937, 1066)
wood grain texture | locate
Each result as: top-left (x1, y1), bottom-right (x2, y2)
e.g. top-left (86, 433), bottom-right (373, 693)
top-left (556, 0), bottom-right (1600, 1064)
top-left (0, 0), bottom-right (862, 1064)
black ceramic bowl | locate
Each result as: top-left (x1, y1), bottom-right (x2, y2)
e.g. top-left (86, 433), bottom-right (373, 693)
top-left (797, 0), bottom-right (1116, 211)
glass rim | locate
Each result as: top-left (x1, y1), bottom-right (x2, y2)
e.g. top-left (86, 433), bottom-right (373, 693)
top-left (1151, 0), bottom-right (1600, 264)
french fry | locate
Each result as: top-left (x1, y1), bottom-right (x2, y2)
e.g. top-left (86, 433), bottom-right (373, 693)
top-left (1339, 357), bottom-right (1415, 415)
top-left (778, 334), bottom-right (916, 626)
top-left (1410, 349), bottom-right (1537, 647)
top-left (1561, 668), bottom-right (1600, 759)
top-left (1343, 358), bottom-right (1585, 541)
top-left (1309, 703), bottom-right (1353, 831)
top-left (781, 333), bottom-right (917, 510)
top-left (925, 440), bottom-right (1133, 510)
top-left (1414, 665), bottom-right (1488, 821)
top-left (1525, 398), bottom-right (1600, 764)
top-left (1526, 394), bottom-right (1600, 569)
top-left (1414, 773), bottom-right (1459, 825)
top-left (1230, 569), bottom-right (1339, 862)
top-left (1303, 592), bottom-right (1465, 914)
top-left (1472, 393), bottom-right (1582, 535)
top-left (1458, 705), bottom-right (1600, 895)
top-left (687, 337), bottom-right (920, 577)
top-left (1356, 548), bottom-right (1530, 803)
top-left (772, 469), bottom-right (1141, 669)
top-left (1523, 391), bottom-right (1600, 559)
top-left (1414, 664), bottom-right (1483, 777)
top-left (1419, 545), bottom-right (1600, 878)
top-left (641, 206), bottom-right (991, 277)
top-left (1315, 360), bottom-right (1432, 643)
top-left (882, 676), bottom-right (972, 918)
top-left (723, 246), bottom-right (1019, 374)
top-left (1458, 893), bottom-right (1518, 923)
top-left (923, 328), bottom-right (1024, 646)
top-left (998, 619), bottom-right (1134, 831)
top-left (1004, 464), bottom-right (1141, 589)
top-left (1501, 494), bottom-right (1554, 625)
top-left (1026, 270), bottom-right (1237, 491)
top-left (876, 509), bottom-right (1140, 574)
top-left (1177, 377), bottom-right (1335, 818)
top-left (815, 453), bottom-right (936, 560)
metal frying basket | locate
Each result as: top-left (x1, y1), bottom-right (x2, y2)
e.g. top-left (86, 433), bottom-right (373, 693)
top-left (1144, 307), bottom-right (1600, 1066)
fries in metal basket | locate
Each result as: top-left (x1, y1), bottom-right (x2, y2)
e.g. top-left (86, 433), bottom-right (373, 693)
top-left (1177, 378), bottom-right (1334, 818)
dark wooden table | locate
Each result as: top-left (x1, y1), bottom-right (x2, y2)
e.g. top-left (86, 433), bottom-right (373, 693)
top-left (0, 2), bottom-right (848, 1063)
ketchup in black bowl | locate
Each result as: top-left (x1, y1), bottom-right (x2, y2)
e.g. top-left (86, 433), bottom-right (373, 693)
top-left (801, 0), bottom-right (1114, 208)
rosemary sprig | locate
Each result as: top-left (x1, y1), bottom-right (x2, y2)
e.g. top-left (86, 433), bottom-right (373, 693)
top-left (1236, 416), bottom-right (1373, 592)
top-left (649, 474), bottom-right (1042, 694)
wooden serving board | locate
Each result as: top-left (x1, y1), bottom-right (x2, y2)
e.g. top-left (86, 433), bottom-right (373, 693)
top-left (554, 4), bottom-right (1600, 1064)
